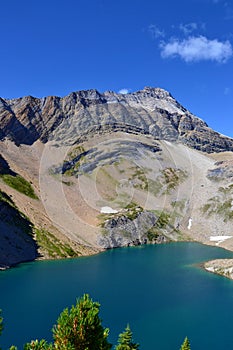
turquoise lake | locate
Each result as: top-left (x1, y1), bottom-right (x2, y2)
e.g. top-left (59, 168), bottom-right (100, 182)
top-left (1, 243), bottom-right (233, 349)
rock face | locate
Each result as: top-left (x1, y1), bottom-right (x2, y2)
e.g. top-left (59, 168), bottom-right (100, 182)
top-left (98, 211), bottom-right (158, 248)
top-left (1, 87), bottom-right (233, 152)
top-left (207, 160), bottom-right (233, 180)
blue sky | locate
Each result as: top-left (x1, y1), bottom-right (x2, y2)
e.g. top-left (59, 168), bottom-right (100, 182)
top-left (1, 0), bottom-right (233, 137)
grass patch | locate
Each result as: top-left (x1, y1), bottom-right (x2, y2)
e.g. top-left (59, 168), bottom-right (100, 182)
top-left (147, 228), bottom-right (160, 242)
top-left (67, 145), bottom-right (85, 161)
top-left (154, 210), bottom-right (171, 228)
top-left (34, 228), bottom-right (78, 258)
top-left (123, 202), bottom-right (143, 220)
top-left (0, 174), bottom-right (38, 199)
top-left (129, 167), bottom-right (148, 191)
top-left (161, 168), bottom-right (187, 194)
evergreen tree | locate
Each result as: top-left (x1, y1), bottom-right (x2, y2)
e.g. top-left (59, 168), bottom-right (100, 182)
top-left (52, 294), bottom-right (112, 350)
top-left (115, 324), bottom-right (139, 350)
top-left (180, 337), bottom-right (191, 350)
top-left (24, 339), bottom-right (51, 350)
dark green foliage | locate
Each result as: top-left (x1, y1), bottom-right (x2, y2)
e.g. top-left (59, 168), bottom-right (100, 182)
top-left (115, 325), bottom-right (139, 350)
top-left (180, 337), bottom-right (191, 350)
top-left (0, 174), bottom-right (38, 199)
top-left (53, 294), bottom-right (112, 350)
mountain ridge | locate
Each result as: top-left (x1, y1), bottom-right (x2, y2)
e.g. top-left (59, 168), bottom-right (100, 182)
top-left (1, 87), bottom-right (233, 152)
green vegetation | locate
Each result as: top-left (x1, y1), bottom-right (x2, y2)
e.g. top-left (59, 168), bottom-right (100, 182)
top-left (201, 184), bottom-right (233, 222)
top-left (0, 294), bottom-right (139, 350)
top-left (35, 228), bottom-right (78, 258)
top-left (63, 146), bottom-right (87, 176)
top-left (155, 210), bottom-right (171, 228)
top-left (115, 324), bottom-right (139, 350)
top-left (64, 155), bottom-right (86, 176)
top-left (128, 166), bottom-right (187, 197)
top-left (146, 228), bottom-right (160, 242)
top-left (123, 202), bottom-right (143, 221)
top-left (171, 199), bottom-right (186, 212)
top-left (146, 210), bottom-right (171, 242)
top-left (180, 337), bottom-right (191, 350)
top-left (98, 202), bottom-right (143, 228)
top-left (0, 174), bottom-right (38, 199)
top-left (67, 145), bottom-right (85, 161)
top-left (161, 167), bottom-right (187, 194)
top-left (53, 294), bottom-right (112, 350)
top-left (129, 167), bottom-right (148, 191)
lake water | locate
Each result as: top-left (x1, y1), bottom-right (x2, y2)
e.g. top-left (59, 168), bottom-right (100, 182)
top-left (1, 243), bottom-right (233, 349)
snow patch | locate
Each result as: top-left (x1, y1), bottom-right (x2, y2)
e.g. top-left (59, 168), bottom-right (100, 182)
top-left (209, 236), bottom-right (232, 245)
top-left (100, 207), bottom-right (118, 214)
top-left (188, 218), bottom-right (192, 230)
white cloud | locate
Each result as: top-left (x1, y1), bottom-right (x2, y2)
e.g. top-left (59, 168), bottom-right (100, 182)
top-left (160, 36), bottom-right (233, 63)
top-left (118, 88), bottom-right (130, 94)
top-left (148, 24), bottom-right (165, 39)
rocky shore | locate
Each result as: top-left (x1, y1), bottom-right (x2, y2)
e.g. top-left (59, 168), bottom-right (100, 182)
top-left (204, 259), bottom-right (233, 280)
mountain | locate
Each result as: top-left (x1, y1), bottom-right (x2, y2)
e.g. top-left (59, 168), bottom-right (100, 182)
top-left (1, 87), bottom-right (233, 269)
top-left (1, 87), bottom-right (233, 152)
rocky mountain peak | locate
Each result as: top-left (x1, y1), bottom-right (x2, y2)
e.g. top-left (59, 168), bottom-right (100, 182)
top-left (0, 87), bottom-right (233, 153)
top-left (139, 86), bottom-right (173, 98)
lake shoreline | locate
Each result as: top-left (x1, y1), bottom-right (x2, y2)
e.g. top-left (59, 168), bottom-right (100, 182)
top-left (2, 238), bottom-right (233, 279)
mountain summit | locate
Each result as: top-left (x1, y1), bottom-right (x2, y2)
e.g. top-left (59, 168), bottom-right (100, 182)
top-left (1, 87), bottom-right (233, 269)
top-left (1, 87), bottom-right (233, 152)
